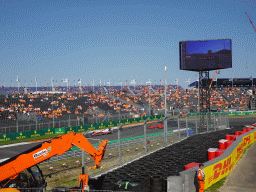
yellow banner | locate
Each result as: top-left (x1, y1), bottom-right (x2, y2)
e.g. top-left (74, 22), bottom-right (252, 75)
top-left (204, 130), bottom-right (256, 189)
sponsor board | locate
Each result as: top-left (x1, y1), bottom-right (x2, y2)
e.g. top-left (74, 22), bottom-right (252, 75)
top-left (204, 130), bottom-right (256, 189)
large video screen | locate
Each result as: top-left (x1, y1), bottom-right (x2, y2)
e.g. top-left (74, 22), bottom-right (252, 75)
top-left (180, 39), bottom-right (232, 71)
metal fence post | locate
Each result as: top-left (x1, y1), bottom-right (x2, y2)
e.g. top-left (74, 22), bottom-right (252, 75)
top-left (69, 115), bottom-right (71, 127)
top-left (118, 123), bottom-right (124, 166)
top-left (225, 113), bottom-right (227, 128)
top-left (178, 117), bottom-right (180, 141)
top-left (164, 118), bottom-right (168, 146)
top-left (186, 115), bottom-right (188, 137)
top-left (206, 113), bottom-right (209, 133)
top-left (83, 113), bottom-right (85, 125)
top-left (144, 119), bottom-right (149, 154)
top-left (214, 113), bottom-right (216, 131)
top-left (227, 114), bottom-right (229, 128)
top-left (220, 113), bottom-right (222, 129)
top-left (16, 118), bottom-right (18, 132)
top-left (195, 113), bottom-right (198, 134)
top-left (82, 150), bottom-right (85, 174)
top-left (118, 128), bottom-right (121, 166)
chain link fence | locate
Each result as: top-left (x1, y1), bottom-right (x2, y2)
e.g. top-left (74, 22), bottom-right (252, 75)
top-left (39, 112), bottom-right (229, 167)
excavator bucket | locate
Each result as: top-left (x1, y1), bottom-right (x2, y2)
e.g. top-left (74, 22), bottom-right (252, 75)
top-left (88, 139), bottom-right (108, 170)
top-left (98, 139), bottom-right (108, 160)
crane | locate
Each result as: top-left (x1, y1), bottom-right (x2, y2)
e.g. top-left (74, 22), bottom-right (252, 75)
top-left (245, 12), bottom-right (256, 34)
top-left (209, 71), bottom-right (220, 90)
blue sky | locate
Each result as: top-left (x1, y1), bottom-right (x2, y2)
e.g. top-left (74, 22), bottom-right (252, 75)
top-left (0, 0), bottom-right (255, 88)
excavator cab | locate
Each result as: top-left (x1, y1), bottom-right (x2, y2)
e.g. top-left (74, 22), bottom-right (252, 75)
top-left (0, 165), bottom-right (46, 190)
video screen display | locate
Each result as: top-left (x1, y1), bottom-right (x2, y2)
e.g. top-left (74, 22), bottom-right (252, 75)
top-left (180, 39), bottom-right (232, 71)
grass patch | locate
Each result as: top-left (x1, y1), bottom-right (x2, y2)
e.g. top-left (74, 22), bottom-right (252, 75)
top-left (39, 133), bottom-right (181, 190)
top-left (205, 176), bottom-right (227, 192)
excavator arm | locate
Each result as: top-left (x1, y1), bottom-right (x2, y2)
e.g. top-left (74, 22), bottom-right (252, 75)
top-left (0, 132), bottom-right (108, 184)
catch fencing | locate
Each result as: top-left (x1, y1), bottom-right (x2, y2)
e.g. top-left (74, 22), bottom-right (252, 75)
top-left (38, 112), bottom-right (229, 180)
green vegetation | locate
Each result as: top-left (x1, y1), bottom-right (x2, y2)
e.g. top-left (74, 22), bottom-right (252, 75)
top-left (205, 177), bottom-right (227, 192)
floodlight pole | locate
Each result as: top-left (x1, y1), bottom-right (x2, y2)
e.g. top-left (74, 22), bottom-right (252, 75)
top-left (51, 79), bottom-right (54, 128)
top-left (198, 77), bottom-right (200, 113)
top-left (148, 87), bottom-right (150, 116)
top-left (164, 66), bottom-right (167, 116)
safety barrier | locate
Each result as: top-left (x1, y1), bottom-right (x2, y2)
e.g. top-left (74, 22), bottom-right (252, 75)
top-left (167, 128), bottom-right (256, 191)
top-left (0, 114), bottom-right (165, 144)
top-left (187, 110), bottom-right (256, 117)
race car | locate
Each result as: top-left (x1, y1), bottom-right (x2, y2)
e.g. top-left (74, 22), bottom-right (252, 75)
top-left (148, 123), bottom-right (164, 129)
top-left (252, 123), bottom-right (256, 127)
top-left (156, 123), bottom-right (164, 128)
top-left (148, 124), bottom-right (157, 129)
top-left (91, 128), bottom-right (114, 136)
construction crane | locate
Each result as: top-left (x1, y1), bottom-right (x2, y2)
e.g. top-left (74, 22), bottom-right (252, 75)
top-left (209, 71), bottom-right (220, 90)
top-left (245, 12), bottom-right (256, 34)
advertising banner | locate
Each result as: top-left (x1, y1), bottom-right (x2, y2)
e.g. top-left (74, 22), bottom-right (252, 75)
top-left (44, 127), bottom-right (55, 136)
top-left (66, 126), bottom-right (78, 133)
top-left (204, 130), bottom-right (256, 189)
top-left (98, 122), bottom-right (106, 129)
top-left (55, 128), bottom-right (67, 135)
top-left (116, 120), bottom-right (123, 126)
top-left (77, 125), bottom-right (88, 133)
top-left (106, 121), bottom-right (115, 128)
top-left (0, 132), bottom-right (13, 142)
top-left (124, 118), bottom-right (132, 125)
top-left (87, 123), bottom-right (98, 131)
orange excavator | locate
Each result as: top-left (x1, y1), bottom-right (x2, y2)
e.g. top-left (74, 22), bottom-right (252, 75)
top-left (0, 132), bottom-right (108, 192)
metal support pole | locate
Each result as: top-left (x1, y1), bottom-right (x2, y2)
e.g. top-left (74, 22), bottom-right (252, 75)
top-left (178, 117), bottom-right (180, 141)
top-left (164, 118), bottom-right (168, 146)
top-left (82, 150), bottom-right (85, 174)
top-left (195, 113), bottom-right (198, 134)
top-left (225, 113), bottom-right (227, 128)
top-left (214, 113), bottom-right (216, 131)
top-left (118, 128), bottom-right (121, 166)
top-left (220, 113), bottom-right (222, 130)
top-left (164, 66), bottom-right (167, 115)
top-left (83, 113), bottom-right (85, 125)
top-left (59, 121), bottom-right (60, 128)
top-left (16, 118), bottom-right (18, 132)
top-left (186, 115), bottom-right (188, 137)
top-left (206, 113), bottom-right (208, 132)
top-left (69, 115), bottom-right (71, 127)
top-left (144, 119), bottom-right (149, 154)
top-left (227, 114), bottom-right (229, 128)
top-left (118, 123), bottom-right (124, 166)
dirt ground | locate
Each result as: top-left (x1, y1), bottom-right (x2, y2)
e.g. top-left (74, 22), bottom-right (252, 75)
top-left (219, 142), bottom-right (256, 192)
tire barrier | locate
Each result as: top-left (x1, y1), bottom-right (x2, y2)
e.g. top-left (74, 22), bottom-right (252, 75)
top-left (150, 175), bottom-right (162, 192)
top-left (93, 125), bottom-right (251, 191)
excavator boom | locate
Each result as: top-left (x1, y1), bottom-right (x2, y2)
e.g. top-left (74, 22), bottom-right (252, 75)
top-left (0, 132), bottom-right (108, 183)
